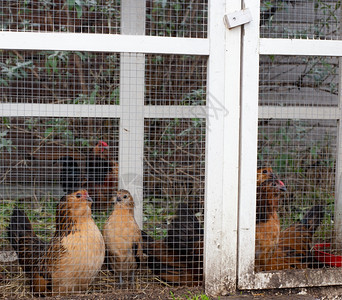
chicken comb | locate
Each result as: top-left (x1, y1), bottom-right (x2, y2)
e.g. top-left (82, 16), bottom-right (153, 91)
top-left (98, 141), bottom-right (109, 147)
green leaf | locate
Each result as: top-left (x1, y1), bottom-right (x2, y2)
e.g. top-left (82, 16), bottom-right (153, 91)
top-left (0, 130), bottom-right (8, 137)
top-left (89, 85), bottom-right (99, 104)
top-left (0, 78), bottom-right (9, 86)
top-left (67, 0), bottom-right (76, 8)
top-left (75, 3), bottom-right (83, 18)
top-left (44, 127), bottom-right (54, 137)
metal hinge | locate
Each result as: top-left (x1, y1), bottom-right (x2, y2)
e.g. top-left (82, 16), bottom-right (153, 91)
top-left (224, 8), bottom-right (252, 29)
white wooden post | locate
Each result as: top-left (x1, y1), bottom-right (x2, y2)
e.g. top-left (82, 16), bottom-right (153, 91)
top-left (204, 0), bottom-right (241, 295)
top-left (335, 58), bottom-right (342, 244)
top-left (119, 0), bottom-right (145, 227)
top-left (237, 0), bottom-right (260, 288)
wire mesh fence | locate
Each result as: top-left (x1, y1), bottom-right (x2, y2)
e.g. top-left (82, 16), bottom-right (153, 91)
top-left (145, 0), bottom-right (208, 38)
top-left (0, 48), bottom-right (206, 296)
top-left (145, 55), bottom-right (207, 106)
top-left (260, 0), bottom-right (342, 40)
top-left (259, 55), bottom-right (339, 107)
top-left (0, 0), bottom-right (121, 33)
top-left (0, 50), bottom-right (121, 104)
top-left (0, 0), bottom-right (208, 37)
top-left (2, 0), bottom-right (342, 297)
top-left (256, 54), bottom-right (339, 272)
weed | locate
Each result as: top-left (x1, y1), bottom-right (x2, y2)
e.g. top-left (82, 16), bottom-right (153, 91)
top-left (170, 291), bottom-right (212, 300)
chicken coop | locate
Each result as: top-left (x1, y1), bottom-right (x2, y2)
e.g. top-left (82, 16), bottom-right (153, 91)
top-left (1, 0), bottom-right (342, 298)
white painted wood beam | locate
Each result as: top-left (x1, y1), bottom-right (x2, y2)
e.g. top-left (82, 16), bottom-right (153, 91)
top-left (0, 31), bottom-right (209, 55)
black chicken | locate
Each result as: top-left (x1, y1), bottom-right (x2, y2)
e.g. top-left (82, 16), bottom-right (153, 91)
top-left (59, 156), bottom-right (81, 194)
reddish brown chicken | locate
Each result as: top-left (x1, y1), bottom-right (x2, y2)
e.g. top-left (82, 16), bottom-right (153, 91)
top-left (255, 177), bottom-right (286, 271)
top-left (7, 190), bottom-right (105, 296)
top-left (103, 189), bottom-right (143, 285)
top-left (84, 141), bottom-right (119, 211)
top-left (262, 205), bottom-right (325, 271)
top-left (141, 168), bottom-right (281, 285)
top-left (257, 167), bottom-right (276, 185)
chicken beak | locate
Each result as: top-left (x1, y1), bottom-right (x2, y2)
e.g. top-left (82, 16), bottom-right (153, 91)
top-left (278, 180), bottom-right (287, 192)
top-left (86, 196), bottom-right (93, 203)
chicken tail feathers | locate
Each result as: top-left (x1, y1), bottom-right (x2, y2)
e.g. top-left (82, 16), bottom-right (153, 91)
top-left (7, 207), bottom-right (46, 274)
top-left (165, 203), bottom-right (203, 256)
top-left (59, 156), bottom-right (82, 194)
top-left (300, 204), bottom-right (325, 234)
top-left (141, 230), bottom-right (202, 286)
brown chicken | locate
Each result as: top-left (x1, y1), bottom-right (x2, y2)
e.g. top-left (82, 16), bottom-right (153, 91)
top-left (83, 140), bottom-right (119, 212)
top-left (142, 231), bottom-right (203, 286)
top-left (255, 177), bottom-right (286, 270)
top-left (141, 168), bottom-right (277, 285)
top-left (141, 203), bottom-right (203, 286)
top-left (103, 189), bottom-right (143, 285)
top-left (7, 190), bottom-right (105, 296)
top-left (257, 167), bottom-right (275, 185)
top-left (262, 205), bottom-right (325, 271)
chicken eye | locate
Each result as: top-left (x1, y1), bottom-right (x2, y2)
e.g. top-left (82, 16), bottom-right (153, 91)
top-left (263, 169), bottom-right (268, 174)
top-left (123, 195), bottom-right (128, 199)
top-left (76, 193), bottom-right (82, 198)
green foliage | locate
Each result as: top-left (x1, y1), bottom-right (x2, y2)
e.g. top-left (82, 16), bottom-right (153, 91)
top-left (261, 0), bottom-right (341, 39)
top-left (0, 57), bottom-right (33, 86)
top-left (0, 131), bottom-right (13, 153)
top-left (170, 291), bottom-right (213, 300)
top-left (45, 51), bottom-right (70, 75)
top-left (143, 200), bottom-right (177, 239)
top-left (1, 0), bottom-right (120, 32)
top-left (0, 128), bottom-right (14, 153)
top-left (146, 0), bottom-right (207, 38)
top-left (182, 89), bottom-right (206, 106)
top-left (0, 201), bottom-right (17, 230)
top-left (0, 196), bottom-right (56, 242)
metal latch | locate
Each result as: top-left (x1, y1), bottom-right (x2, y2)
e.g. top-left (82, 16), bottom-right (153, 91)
top-left (224, 8), bottom-right (252, 29)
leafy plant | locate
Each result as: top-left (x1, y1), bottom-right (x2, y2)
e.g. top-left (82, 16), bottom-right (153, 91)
top-left (0, 59), bottom-right (33, 86)
top-left (170, 291), bottom-right (213, 300)
top-left (0, 130), bottom-right (14, 153)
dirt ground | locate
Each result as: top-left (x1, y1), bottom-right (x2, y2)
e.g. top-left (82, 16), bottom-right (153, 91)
top-left (1, 248), bottom-right (341, 300)
top-left (1, 248), bottom-right (342, 299)
top-left (2, 285), bottom-right (342, 300)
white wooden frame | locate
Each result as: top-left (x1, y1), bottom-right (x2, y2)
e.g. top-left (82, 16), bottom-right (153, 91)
top-left (0, 32), bottom-right (208, 55)
top-left (238, 0), bottom-right (342, 290)
top-left (2, 0), bottom-right (341, 294)
top-left (0, 0), bottom-right (240, 296)
top-left (119, 0), bottom-right (145, 227)
top-left (204, 0), bottom-right (241, 295)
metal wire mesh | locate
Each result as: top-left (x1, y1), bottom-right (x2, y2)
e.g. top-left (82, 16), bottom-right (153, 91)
top-left (145, 54), bottom-right (207, 105)
top-left (146, 0), bottom-right (208, 38)
top-left (256, 54), bottom-right (339, 272)
top-left (0, 0), bottom-right (120, 33)
top-left (0, 48), bottom-right (207, 295)
top-left (259, 55), bottom-right (339, 107)
top-left (143, 118), bottom-right (205, 287)
top-left (0, 116), bottom-right (121, 296)
top-left (0, 0), bottom-right (208, 38)
top-left (0, 50), bottom-right (120, 104)
top-left (260, 0), bottom-right (342, 40)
